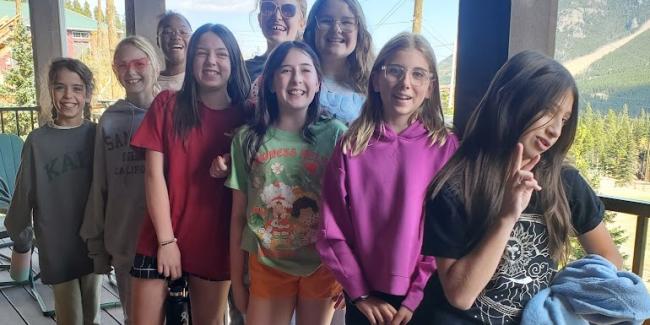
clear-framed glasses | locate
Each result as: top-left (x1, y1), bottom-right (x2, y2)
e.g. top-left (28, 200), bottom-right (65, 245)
top-left (113, 57), bottom-right (150, 74)
top-left (381, 64), bottom-right (435, 87)
top-left (316, 16), bottom-right (358, 33)
top-left (159, 28), bottom-right (191, 38)
top-left (260, 1), bottom-right (298, 18)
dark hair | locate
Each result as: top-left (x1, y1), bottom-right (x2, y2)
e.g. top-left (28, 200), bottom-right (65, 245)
top-left (243, 41), bottom-right (323, 168)
top-left (173, 24), bottom-right (251, 139)
top-left (303, 0), bottom-right (374, 94)
top-left (47, 57), bottom-right (95, 120)
top-left (427, 50), bottom-right (579, 261)
top-left (156, 11), bottom-right (192, 37)
top-left (291, 196), bottom-right (319, 218)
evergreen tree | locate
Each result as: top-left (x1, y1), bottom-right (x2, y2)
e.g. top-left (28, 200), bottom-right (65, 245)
top-left (72, 0), bottom-right (83, 13)
top-left (94, 0), bottom-right (104, 22)
top-left (0, 21), bottom-right (35, 106)
top-left (0, 21), bottom-right (36, 135)
top-left (83, 1), bottom-right (92, 17)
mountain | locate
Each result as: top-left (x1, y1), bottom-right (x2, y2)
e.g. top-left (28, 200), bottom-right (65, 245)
top-left (437, 0), bottom-right (650, 115)
top-left (557, 0), bottom-right (650, 115)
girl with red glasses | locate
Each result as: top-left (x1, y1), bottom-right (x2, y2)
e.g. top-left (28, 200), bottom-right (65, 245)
top-left (80, 35), bottom-right (161, 325)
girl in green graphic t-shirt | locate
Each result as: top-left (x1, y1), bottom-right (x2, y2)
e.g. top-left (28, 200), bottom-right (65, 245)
top-left (227, 41), bottom-right (347, 325)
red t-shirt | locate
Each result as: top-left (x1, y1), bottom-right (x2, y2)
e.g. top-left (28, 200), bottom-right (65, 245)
top-left (131, 90), bottom-right (244, 280)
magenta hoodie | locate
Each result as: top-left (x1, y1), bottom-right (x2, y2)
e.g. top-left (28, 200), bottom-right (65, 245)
top-left (317, 120), bottom-right (458, 311)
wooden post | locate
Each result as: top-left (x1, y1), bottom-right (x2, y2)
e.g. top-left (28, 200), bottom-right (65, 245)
top-left (125, 0), bottom-right (165, 48)
top-left (28, 0), bottom-right (66, 124)
top-left (412, 0), bottom-right (423, 34)
top-left (632, 215), bottom-right (648, 277)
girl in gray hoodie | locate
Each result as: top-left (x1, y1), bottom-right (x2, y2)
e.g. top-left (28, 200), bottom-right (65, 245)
top-left (80, 35), bottom-right (161, 325)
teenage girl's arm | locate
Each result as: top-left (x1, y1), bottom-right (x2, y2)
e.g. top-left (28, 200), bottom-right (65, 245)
top-left (145, 150), bottom-right (182, 280)
top-left (436, 144), bottom-right (541, 310)
top-left (230, 189), bottom-right (249, 314)
top-left (578, 222), bottom-right (623, 268)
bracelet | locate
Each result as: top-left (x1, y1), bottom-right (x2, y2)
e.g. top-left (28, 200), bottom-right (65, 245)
top-left (159, 238), bottom-right (177, 247)
top-left (352, 294), bottom-right (369, 304)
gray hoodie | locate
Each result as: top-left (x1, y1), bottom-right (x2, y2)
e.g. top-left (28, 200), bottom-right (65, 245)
top-left (80, 100), bottom-right (147, 272)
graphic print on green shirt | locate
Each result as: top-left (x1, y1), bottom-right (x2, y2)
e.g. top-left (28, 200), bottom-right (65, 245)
top-left (227, 119), bottom-right (347, 276)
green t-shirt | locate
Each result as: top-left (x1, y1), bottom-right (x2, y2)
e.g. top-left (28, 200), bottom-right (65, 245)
top-left (226, 119), bottom-right (347, 276)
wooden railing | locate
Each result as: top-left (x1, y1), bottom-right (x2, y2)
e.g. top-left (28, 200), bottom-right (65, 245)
top-left (599, 195), bottom-right (650, 277)
top-left (0, 106), bottom-right (38, 136)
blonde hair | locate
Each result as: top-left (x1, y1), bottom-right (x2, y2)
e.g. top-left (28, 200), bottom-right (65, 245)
top-left (113, 35), bottom-right (162, 96)
top-left (343, 32), bottom-right (449, 155)
top-left (252, 0), bottom-right (308, 39)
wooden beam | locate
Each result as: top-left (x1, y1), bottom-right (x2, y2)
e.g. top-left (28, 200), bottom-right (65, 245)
top-left (125, 0), bottom-right (165, 49)
top-left (28, 0), bottom-right (66, 124)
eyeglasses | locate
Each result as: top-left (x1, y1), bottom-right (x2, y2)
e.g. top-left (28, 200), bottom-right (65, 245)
top-left (316, 17), bottom-right (357, 33)
top-left (113, 57), bottom-right (150, 74)
top-left (381, 64), bottom-right (434, 87)
top-left (260, 1), bottom-right (298, 18)
top-left (159, 28), bottom-right (191, 38)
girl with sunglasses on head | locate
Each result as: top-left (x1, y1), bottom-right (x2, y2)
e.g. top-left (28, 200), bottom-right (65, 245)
top-left (304, 0), bottom-right (375, 124)
top-left (156, 11), bottom-right (192, 92)
top-left (246, 0), bottom-right (308, 81)
top-left (317, 33), bottom-right (458, 325)
top-left (129, 24), bottom-right (250, 325)
top-left (80, 35), bottom-right (160, 325)
top-left (422, 51), bottom-right (622, 324)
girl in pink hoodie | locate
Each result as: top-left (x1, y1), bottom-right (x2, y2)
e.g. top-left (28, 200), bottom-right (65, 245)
top-left (317, 32), bottom-right (458, 325)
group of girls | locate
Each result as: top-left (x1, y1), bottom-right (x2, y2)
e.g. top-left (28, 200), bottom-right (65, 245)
top-left (4, 0), bottom-right (625, 325)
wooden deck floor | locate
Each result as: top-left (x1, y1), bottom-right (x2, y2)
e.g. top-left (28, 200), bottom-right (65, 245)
top-left (0, 239), bottom-right (125, 325)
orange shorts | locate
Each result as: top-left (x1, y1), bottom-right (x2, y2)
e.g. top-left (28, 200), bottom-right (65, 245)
top-left (248, 255), bottom-right (342, 299)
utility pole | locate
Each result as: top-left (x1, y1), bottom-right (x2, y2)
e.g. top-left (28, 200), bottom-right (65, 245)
top-left (15, 0), bottom-right (21, 20)
top-left (413, 0), bottom-right (423, 33)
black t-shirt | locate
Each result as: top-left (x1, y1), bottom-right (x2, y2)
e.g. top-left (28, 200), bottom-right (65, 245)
top-left (245, 55), bottom-right (268, 81)
top-left (422, 167), bottom-right (604, 324)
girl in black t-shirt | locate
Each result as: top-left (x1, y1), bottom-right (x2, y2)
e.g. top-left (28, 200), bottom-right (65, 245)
top-left (422, 51), bottom-right (623, 324)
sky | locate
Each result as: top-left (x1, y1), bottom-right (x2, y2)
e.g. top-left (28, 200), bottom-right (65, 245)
top-left (108, 0), bottom-right (458, 61)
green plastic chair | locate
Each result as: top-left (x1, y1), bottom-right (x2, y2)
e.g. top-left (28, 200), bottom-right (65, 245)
top-left (0, 133), bottom-right (23, 211)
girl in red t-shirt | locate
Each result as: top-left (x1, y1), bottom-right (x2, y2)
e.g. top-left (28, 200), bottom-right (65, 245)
top-left (129, 23), bottom-right (251, 324)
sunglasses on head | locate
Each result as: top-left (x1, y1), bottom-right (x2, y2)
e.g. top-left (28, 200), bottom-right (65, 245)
top-left (260, 1), bottom-right (298, 18)
top-left (113, 57), bottom-right (150, 73)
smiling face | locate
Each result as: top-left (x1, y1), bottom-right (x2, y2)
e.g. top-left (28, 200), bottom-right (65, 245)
top-left (315, 0), bottom-right (358, 60)
top-left (113, 44), bottom-right (155, 96)
top-left (258, 0), bottom-right (306, 47)
top-left (519, 89), bottom-right (574, 161)
top-left (192, 31), bottom-right (231, 93)
top-left (51, 68), bottom-right (89, 126)
top-left (272, 48), bottom-right (320, 113)
top-left (372, 48), bottom-right (433, 124)
top-left (158, 15), bottom-right (192, 66)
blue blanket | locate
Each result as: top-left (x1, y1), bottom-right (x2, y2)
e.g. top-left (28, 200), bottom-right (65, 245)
top-left (522, 254), bottom-right (650, 325)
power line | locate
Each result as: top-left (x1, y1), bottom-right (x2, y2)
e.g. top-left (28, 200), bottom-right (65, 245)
top-left (375, 0), bottom-right (409, 28)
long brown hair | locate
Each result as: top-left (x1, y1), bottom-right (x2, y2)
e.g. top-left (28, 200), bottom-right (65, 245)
top-left (427, 50), bottom-right (580, 261)
top-left (47, 58), bottom-right (95, 121)
top-left (343, 32), bottom-right (449, 156)
top-left (173, 24), bottom-right (251, 139)
top-left (303, 0), bottom-right (375, 94)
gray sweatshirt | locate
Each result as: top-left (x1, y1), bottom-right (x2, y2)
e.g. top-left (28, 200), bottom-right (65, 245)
top-left (80, 100), bottom-right (147, 272)
top-left (4, 121), bottom-right (96, 285)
